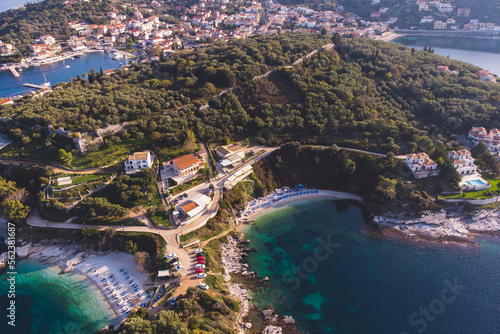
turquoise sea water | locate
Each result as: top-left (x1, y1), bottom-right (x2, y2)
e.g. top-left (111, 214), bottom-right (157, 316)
top-left (0, 52), bottom-right (123, 98)
top-left (0, 259), bottom-right (117, 334)
top-left (244, 199), bottom-right (500, 334)
top-left (393, 35), bottom-right (500, 76)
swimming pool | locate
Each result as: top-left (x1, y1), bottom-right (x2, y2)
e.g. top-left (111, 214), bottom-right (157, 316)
top-left (466, 179), bottom-right (487, 186)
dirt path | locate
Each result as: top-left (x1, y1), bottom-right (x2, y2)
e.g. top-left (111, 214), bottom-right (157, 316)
top-left (0, 159), bottom-right (120, 174)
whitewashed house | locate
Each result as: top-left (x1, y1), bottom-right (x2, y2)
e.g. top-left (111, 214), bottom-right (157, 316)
top-left (124, 151), bottom-right (154, 174)
top-left (468, 127), bottom-right (500, 153)
top-left (448, 150), bottom-right (477, 175)
top-left (405, 153), bottom-right (440, 179)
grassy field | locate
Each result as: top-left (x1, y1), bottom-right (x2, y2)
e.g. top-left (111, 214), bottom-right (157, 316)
top-left (155, 144), bottom-right (200, 162)
top-left (73, 138), bottom-right (152, 168)
top-left (71, 217), bottom-right (145, 226)
top-left (169, 177), bottom-right (205, 196)
top-left (0, 140), bottom-right (61, 163)
top-left (148, 210), bottom-right (172, 227)
top-left (70, 173), bottom-right (109, 184)
top-left (441, 174), bottom-right (500, 199)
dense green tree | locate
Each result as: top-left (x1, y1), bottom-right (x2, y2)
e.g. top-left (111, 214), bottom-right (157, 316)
top-left (1, 199), bottom-right (29, 222)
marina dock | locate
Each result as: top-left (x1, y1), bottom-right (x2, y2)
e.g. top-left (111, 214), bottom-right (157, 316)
top-left (9, 66), bottom-right (20, 78)
top-left (22, 83), bottom-right (49, 89)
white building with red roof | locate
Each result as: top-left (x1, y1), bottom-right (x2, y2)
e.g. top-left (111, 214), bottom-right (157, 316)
top-left (405, 152), bottom-right (440, 179)
top-left (468, 127), bottom-right (500, 152)
top-left (171, 154), bottom-right (204, 177)
top-left (448, 150), bottom-right (477, 175)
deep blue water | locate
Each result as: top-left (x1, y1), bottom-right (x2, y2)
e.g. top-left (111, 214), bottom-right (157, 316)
top-left (393, 35), bottom-right (500, 76)
top-left (244, 199), bottom-right (500, 334)
top-left (0, 52), bottom-right (123, 98)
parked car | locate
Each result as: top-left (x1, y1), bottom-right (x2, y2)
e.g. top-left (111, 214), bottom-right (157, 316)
top-left (193, 248), bottom-right (203, 254)
top-left (196, 273), bottom-right (207, 279)
top-left (195, 268), bottom-right (204, 273)
top-left (197, 253), bottom-right (205, 257)
top-left (198, 283), bottom-right (209, 290)
top-left (197, 256), bottom-right (205, 260)
top-left (174, 265), bottom-right (184, 271)
top-left (166, 253), bottom-right (176, 259)
top-left (172, 261), bottom-right (181, 267)
top-left (169, 257), bottom-right (179, 264)
top-left (198, 259), bottom-right (205, 264)
top-left (195, 264), bottom-right (205, 269)
top-left (183, 193), bottom-right (188, 198)
top-left (170, 296), bottom-right (177, 306)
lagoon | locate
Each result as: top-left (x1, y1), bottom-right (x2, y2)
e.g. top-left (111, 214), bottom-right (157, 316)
top-left (393, 35), bottom-right (500, 76)
top-left (243, 199), bottom-right (500, 334)
top-left (0, 52), bottom-right (123, 98)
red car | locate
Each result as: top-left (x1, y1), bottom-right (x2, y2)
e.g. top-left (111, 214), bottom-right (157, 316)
top-left (197, 256), bottom-right (205, 260)
top-left (196, 268), bottom-right (204, 273)
top-left (198, 259), bottom-right (205, 264)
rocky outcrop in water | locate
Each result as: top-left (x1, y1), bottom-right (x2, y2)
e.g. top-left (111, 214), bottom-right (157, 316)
top-left (372, 208), bottom-right (500, 244)
top-left (262, 325), bottom-right (282, 334)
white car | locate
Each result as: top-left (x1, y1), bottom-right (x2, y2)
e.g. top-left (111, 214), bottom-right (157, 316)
top-left (174, 265), bottom-right (184, 271)
top-left (198, 283), bottom-right (209, 290)
top-left (172, 261), bottom-right (181, 267)
top-left (166, 253), bottom-right (176, 259)
top-left (196, 273), bottom-right (207, 279)
top-left (195, 264), bottom-right (205, 269)
top-left (193, 248), bottom-right (203, 254)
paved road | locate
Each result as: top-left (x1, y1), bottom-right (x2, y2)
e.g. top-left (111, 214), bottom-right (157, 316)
top-left (25, 146), bottom-right (279, 285)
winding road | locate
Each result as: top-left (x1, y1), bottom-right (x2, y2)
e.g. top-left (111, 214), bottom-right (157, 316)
top-left (25, 147), bottom-right (279, 284)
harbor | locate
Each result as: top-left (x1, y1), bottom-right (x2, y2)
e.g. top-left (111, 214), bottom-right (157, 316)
top-left (0, 51), bottom-right (126, 98)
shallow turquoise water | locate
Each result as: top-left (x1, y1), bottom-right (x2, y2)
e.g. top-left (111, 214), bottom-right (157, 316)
top-left (0, 258), bottom-right (117, 334)
top-left (244, 199), bottom-right (500, 334)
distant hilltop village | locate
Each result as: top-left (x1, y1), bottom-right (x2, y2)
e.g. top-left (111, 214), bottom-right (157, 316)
top-left (368, 0), bottom-right (500, 31)
top-left (3, 0), bottom-right (397, 63)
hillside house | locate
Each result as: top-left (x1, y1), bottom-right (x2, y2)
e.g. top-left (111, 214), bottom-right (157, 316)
top-left (476, 70), bottom-right (496, 82)
top-left (39, 35), bottom-right (56, 45)
top-left (468, 127), bottom-right (500, 153)
top-left (215, 144), bottom-right (245, 168)
top-left (448, 150), bottom-right (477, 175)
top-left (125, 151), bottom-right (154, 174)
top-left (179, 194), bottom-right (211, 221)
top-left (171, 154), bottom-right (204, 177)
top-left (457, 8), bottom-right (471, 17)
top-left (405, 153), bottom-right (440, 179)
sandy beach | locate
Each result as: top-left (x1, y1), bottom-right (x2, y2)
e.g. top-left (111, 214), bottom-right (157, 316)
top-left (11, 242), bottom-right (151, 328)
top-left (381, 32), bottom-right (403, 42)
top-left (75, 252), bottom-right (152, 325)
top-left (240, 188), bottom-right (363, 223)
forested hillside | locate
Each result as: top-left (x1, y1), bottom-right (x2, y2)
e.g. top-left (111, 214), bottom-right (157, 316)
top-left (1, 33), bottom-right (499, 162)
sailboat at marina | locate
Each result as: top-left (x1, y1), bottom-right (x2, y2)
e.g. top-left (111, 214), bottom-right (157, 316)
top-left (22, 73), bottom-right (51, 89)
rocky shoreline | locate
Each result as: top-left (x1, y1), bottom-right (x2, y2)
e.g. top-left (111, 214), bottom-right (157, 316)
top-left (372, 208), bottom-right (500, 244)
top-left (0, 239), bottom-right (88, 273)
top-left (220, 233), bottom-right (305, 334)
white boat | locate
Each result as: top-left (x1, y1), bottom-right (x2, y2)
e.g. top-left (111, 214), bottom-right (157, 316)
top-left (66, 65), bottom-right (70, 68)
top-left (41, 73), bottom-right (51, 88)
